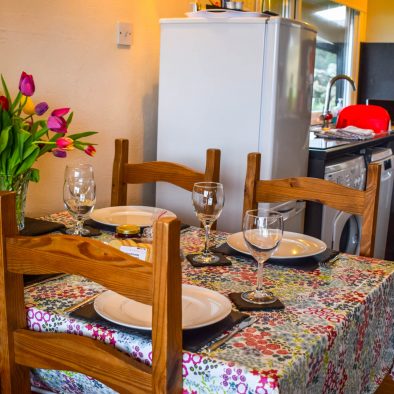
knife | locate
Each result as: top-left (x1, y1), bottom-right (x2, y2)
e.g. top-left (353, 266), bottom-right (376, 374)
top-left (203, 316), bottom-right (257, 353)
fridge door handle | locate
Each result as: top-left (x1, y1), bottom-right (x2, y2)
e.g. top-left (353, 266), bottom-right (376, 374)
top-left (274, 201), bottom-right (305, 222)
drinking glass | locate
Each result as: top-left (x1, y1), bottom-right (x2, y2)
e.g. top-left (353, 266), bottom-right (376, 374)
top-left (242, 209), bottom-right (283, 304)
top-left (63, 165), bottom-right (96, 236)
top-left (64, 163), bottom-right (94, 183)
top-left (191, 182), bottom-right (225, 263)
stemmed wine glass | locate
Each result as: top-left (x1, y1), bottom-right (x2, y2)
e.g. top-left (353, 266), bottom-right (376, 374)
top-left (191, 182), bottom-right (225, 264)
top-left (242, 209), bottom-right (284, 304)
top-left (63, 164), bottom-right (96, 236)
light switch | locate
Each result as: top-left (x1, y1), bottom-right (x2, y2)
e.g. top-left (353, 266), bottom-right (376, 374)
top-left (116, 22), bottom-right (132, 46)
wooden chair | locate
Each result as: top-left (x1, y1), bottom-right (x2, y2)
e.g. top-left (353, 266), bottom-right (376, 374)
top-left (0, 191), bottom-right (182, 394)
top-left (243, 152), bottom-right (381, 257)
top-left (111, 139), bottom-right (221, 206)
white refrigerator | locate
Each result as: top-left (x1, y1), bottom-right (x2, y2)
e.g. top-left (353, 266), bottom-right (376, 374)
top-left (156, 16), bottom-right (316, 232)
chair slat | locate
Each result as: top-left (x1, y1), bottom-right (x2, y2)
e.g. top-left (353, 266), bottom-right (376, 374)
top-left (6, 235), bottom-right (153, 304)
top-left (14, 330), bottom-right (152, 394)
top-left (123, 162), bottom-right (205, 192)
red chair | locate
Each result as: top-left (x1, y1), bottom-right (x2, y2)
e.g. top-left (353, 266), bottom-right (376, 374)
top-left (336, 104), bottom-right (390, 133)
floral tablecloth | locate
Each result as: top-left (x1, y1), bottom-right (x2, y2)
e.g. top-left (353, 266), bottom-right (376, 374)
top-left (27, 213), bottom-right (394, 393)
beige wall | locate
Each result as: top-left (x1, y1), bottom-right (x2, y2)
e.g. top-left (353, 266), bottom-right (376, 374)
top-left (0, 0), bottom-right (188, 217)
top-left (365, 0), bottom-right (394, 42)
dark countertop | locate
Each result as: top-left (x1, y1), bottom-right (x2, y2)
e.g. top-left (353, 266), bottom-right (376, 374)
top-left (309, 131), bottom-right (394, 161)
top-left (308, 131), bottom-right (394, 179)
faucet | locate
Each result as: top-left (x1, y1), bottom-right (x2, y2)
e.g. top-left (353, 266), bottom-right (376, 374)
top-left (321, 74), bottom-right (356, 130)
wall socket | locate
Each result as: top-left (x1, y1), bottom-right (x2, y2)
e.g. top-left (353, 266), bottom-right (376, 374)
top-left (116, 22), bottom-right (132, 46)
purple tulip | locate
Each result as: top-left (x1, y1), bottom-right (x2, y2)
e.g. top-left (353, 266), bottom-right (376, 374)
top-left (18, 71), bottom-right (35, 96)
top-left (47, 115), bottom-right (68, 133)
top-left (52, 148), bottom-right (67, 158)
top-left (35, 102), bottom-right (49, 116)
top-left (51, 107), bottom-right (70, 117)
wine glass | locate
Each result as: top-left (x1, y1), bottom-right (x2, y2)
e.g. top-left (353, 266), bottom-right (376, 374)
top-left (63, 165), bottom-right (96, 236)
top-left (242, 209), bottom-right (284, 304)
top-left (191, 182), bottom-right (225, 264)
top-left (64, 163), bottom-right (94, 183)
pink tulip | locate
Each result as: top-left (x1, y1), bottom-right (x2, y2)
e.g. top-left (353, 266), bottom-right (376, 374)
top-left (51, 107), bottom-right (70, 117)
top-left (55, 137), bottom-right (74, 150)
top-left (52, 149), bottom-right (67, 158)
top-left (0, 96), bottom-right (9, 111)
top-left (18, 71), bottom-right (35, 96)
top-left (84, 145), bottom-right (96, 157)
top-left (47, 115), bottom-right (68, 133)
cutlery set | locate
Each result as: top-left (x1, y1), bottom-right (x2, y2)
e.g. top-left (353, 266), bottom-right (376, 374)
top-left (201, 316), bottom-right (257, 353)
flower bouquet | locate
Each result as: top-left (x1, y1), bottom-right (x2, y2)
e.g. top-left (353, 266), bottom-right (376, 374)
top-left (0, 71), bottom-right (98, 230)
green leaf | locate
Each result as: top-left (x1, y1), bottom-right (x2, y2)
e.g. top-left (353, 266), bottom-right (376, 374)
top-left (11, 92), bottom-right (22, 112)
top-left (66, 112), bottom-right (74, 127)
top-left (17, 129), bottom-right (31, 160)
top-left (1, 75), bottom-right (12, 103)
top-left (33, 125), bottom-right (49, 141)
top-left (0, 125), bottom-right (11, 155)
top-left (0, 145), bottom-right (12, 174)
top-left (30, 168), bottom-right (40, 183)
top-left (68, 131), bottom-right (98, 140)
top-left (15, 146), bottom-right (39, 175)
top-left (22, 144), bottom-right (39, 160)
top-left (2, 110), bottom-right (11, 128)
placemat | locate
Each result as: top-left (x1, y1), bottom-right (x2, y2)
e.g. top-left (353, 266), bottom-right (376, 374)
top-left (186, 253), bottom-right (231, 267)
top-left (229, 292), bottom-right (285, 311)
top-left (21, 218), bottom-right (66, 236)
top-left (212, 243), bottom-right (339, 271)
top-left (70, 301), bottom-right (248, 352)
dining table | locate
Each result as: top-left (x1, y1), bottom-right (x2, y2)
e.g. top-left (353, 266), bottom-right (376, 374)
top-left (26, 211), bottom-right (394, 394)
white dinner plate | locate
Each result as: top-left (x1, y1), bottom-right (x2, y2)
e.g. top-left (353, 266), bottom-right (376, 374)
top-left (94, 284), bottom-right (232, 331)
top-left (90, 206), bottom-right (176, 227)
top-left (227, 231), bottom-right (327, 259)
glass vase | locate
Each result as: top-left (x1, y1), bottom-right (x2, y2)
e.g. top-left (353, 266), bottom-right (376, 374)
top-left (0, 170), bottom-right (31, 231)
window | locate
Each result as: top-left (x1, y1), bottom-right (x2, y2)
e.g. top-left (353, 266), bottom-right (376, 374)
top-left (300, 1), bottom-right (359, 123)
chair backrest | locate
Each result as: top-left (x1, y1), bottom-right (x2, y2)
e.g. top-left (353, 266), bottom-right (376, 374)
top-left (111, 139), bottom-right (221, 206)
top-left (243, 152), bottom-right (381, 257)
top-left (0, 191), bottom-right (182, 394)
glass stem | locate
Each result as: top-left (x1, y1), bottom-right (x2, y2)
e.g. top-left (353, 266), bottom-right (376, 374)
top-left (203, 224), bottom-right (211, 255)
top-left (75, 219), bottom-right (84, 235)
top-left (255, 260), bottom-right (265, 297)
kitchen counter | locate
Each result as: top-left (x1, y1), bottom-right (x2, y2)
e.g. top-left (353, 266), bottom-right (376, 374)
top-left (308, 131), bottom-right (394, 178)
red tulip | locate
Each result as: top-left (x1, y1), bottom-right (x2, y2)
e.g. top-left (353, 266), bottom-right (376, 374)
top-left (51, 107), bottom-right (70, 117)
top-left (18, 71), bottom-right (35, 96)
top-left (0, 96), bottom-right (9, 111)
top-left (47, 115), bottom-right (68, 133)
top-left (84, 145), bottom-right (96, 157)
top-left (55, 137), bottom-right (74, 150)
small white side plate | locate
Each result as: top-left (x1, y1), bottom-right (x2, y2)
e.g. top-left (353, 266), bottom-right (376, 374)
top-left (90, 206), bottom-right (176, 227)
top-left (227, 231), bottom-right (327, 259)
top-left (94, 284), bottom-right (232, 331)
